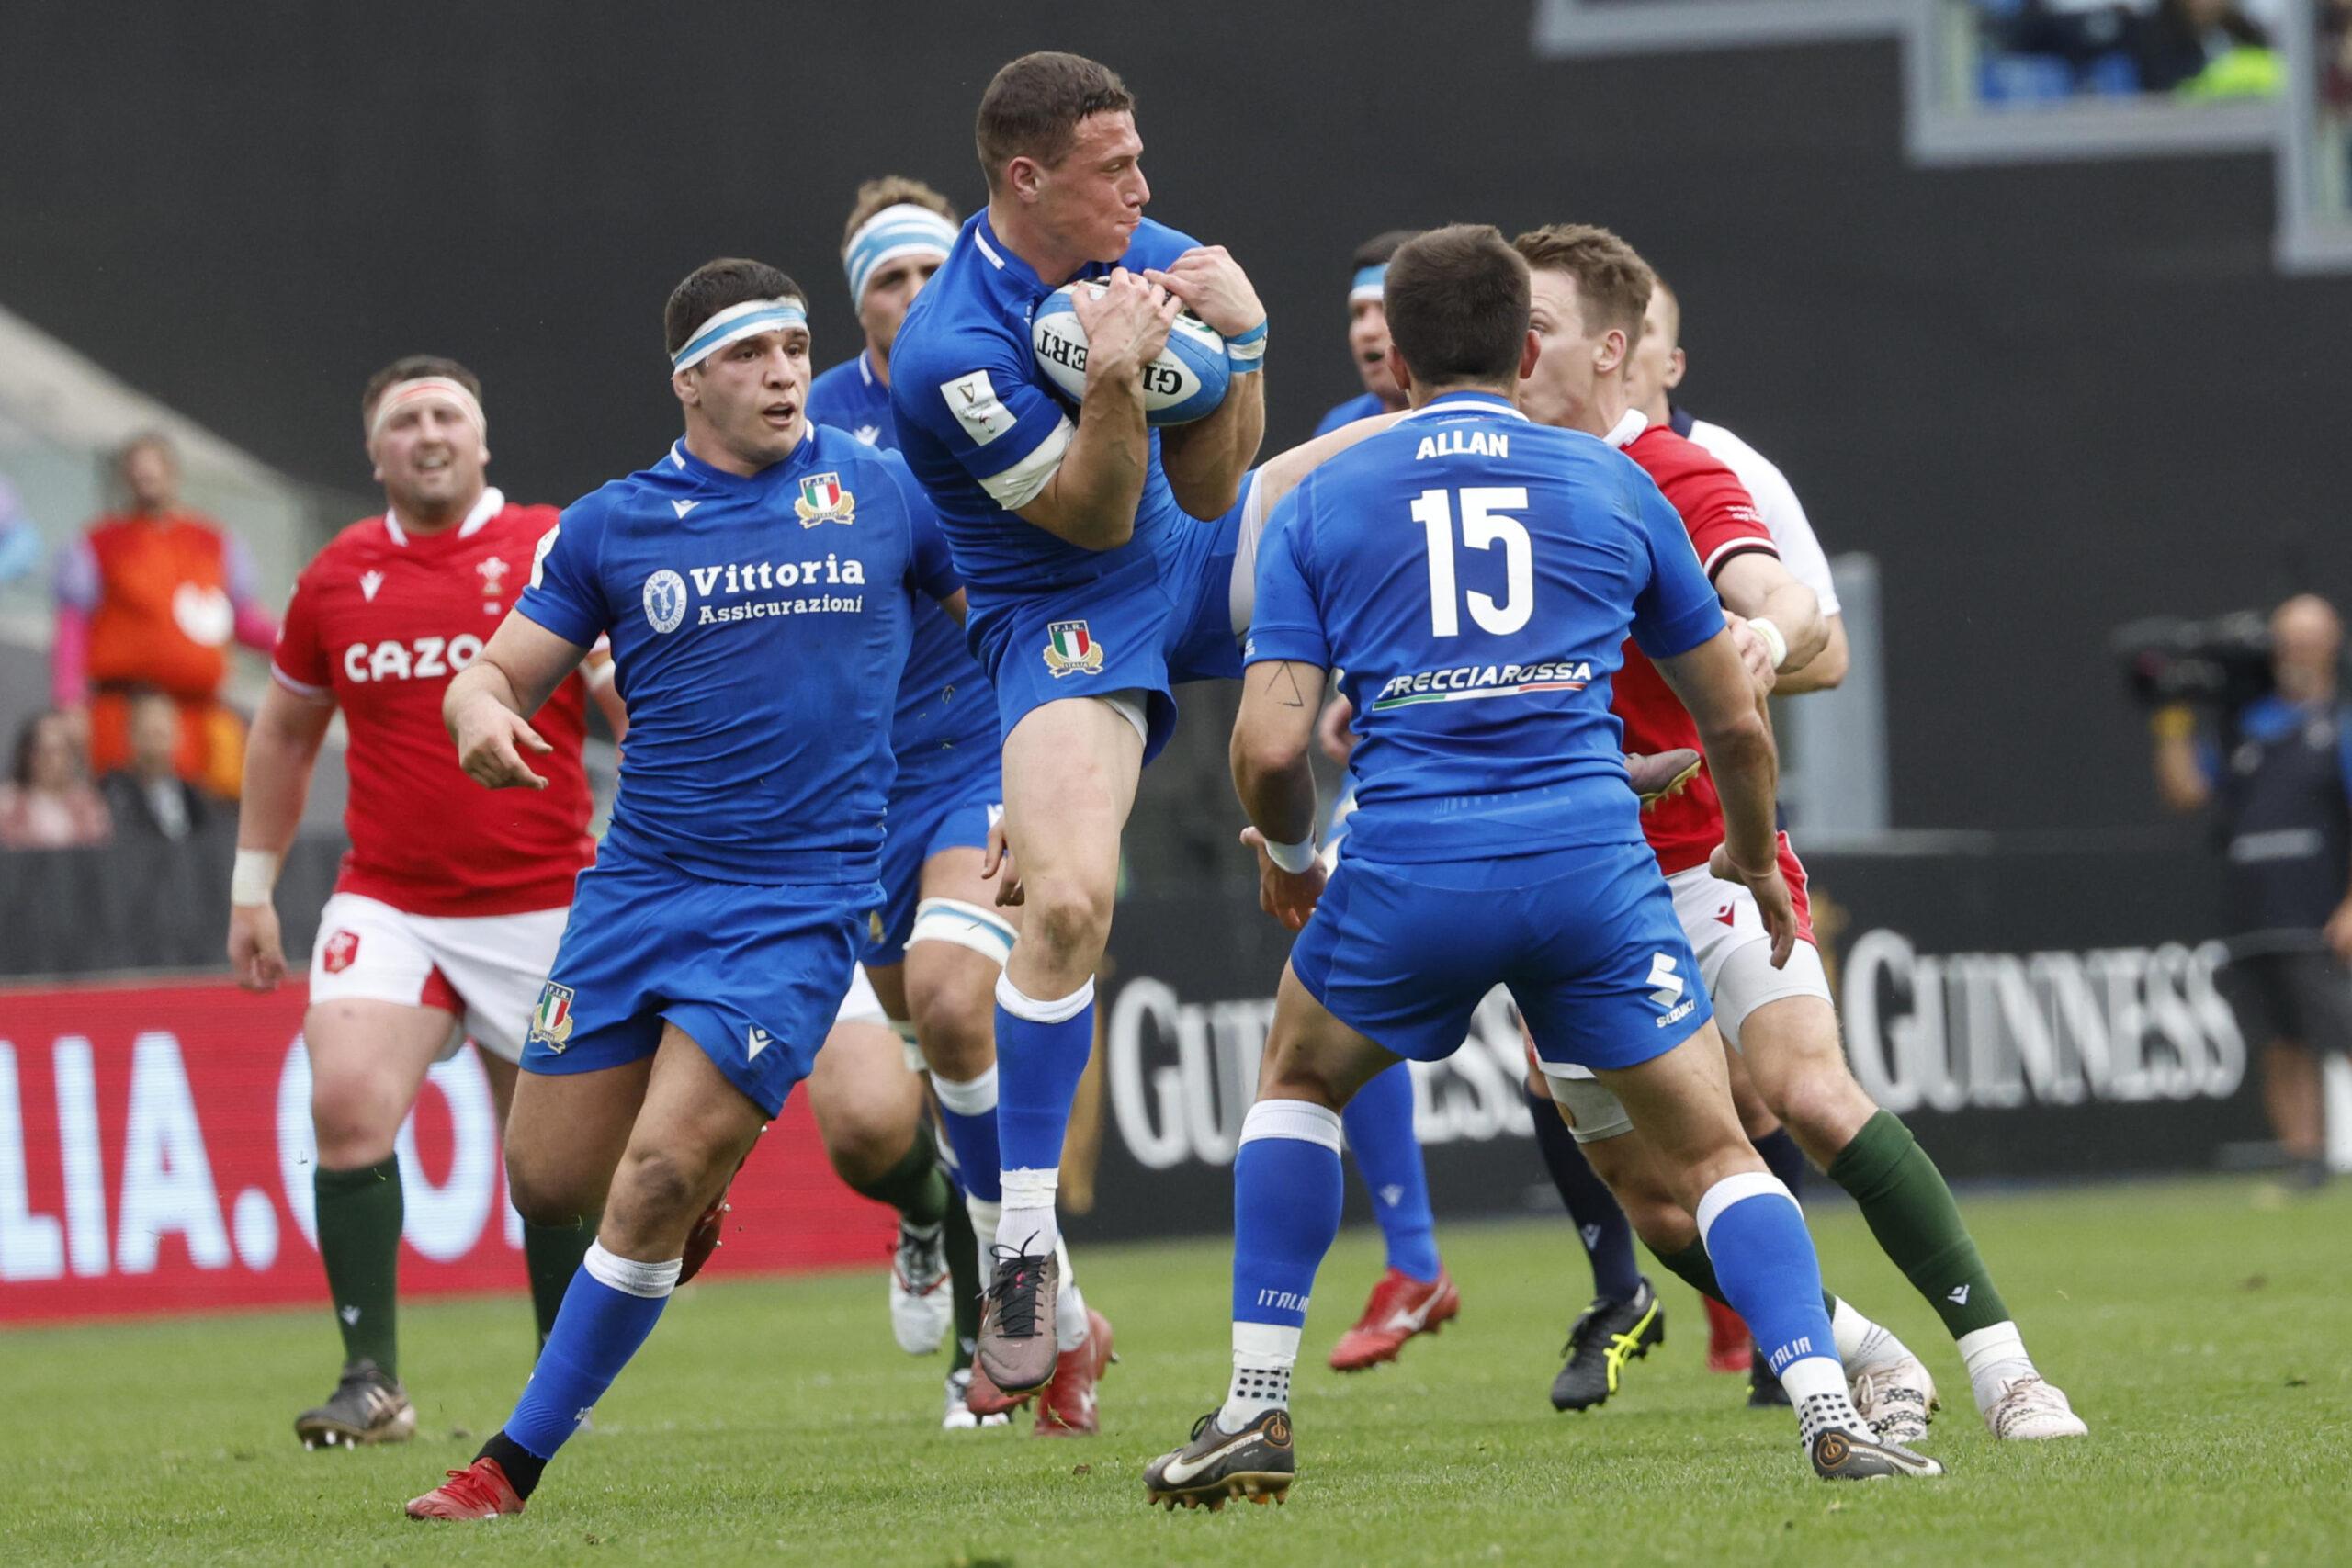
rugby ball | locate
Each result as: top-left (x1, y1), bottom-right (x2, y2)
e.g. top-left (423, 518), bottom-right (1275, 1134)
top-left (1031, 280), bottom-right (1230, 426)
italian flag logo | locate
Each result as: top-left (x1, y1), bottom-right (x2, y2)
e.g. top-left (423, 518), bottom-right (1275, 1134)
top-left (793, 472), bottom-right (855, 527)
top-left (1043, 618), bottom-right (1106, 677)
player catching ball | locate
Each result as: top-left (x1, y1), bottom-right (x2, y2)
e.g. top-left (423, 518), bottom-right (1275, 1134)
top-left (229, 357), bottom-right (626, 1449)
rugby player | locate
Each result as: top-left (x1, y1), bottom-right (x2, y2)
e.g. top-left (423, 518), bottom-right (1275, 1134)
top-left (888, 51), bottom-right (1268, 1400)
top-left (1623, 268), bottom-right (1848, 1387)
top-left (1512, 224), bottom-right (2085, 1441)
top-left (1309, 230), bottom-right (1415, 436)
top-left (405, 257), bottom-right (965, 1519)
top-left (228, 357), bottom-right (625, 1450)
top-left (808, 174), bottom-right (1100, 1435)
top-left (1144, 228), bottom-right (1939, 1508)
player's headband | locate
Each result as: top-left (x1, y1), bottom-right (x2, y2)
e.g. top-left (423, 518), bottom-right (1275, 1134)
top-left (844, 205), bottom-right (959, 310)
top-left (1350, 263), bottom-right (1388, 306)
top-left (671, 297), bottom-right (809, 374)
top-left (368, 377), bottom-right (487, 448)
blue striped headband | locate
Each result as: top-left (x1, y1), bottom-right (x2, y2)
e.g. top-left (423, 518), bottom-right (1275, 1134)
top-left (844, 205), bottom-right (960, 309)
top-left (671, 297), bottom-right (809, 374)
top-left (1350, 263), bottom-right (1388, 305)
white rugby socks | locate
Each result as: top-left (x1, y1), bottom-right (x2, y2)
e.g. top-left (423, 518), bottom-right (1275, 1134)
top-left (1222, 1321), bottom-right (1299, 1431)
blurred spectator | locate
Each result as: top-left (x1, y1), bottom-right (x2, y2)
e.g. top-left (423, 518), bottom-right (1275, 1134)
top-left (0, 473), bottom-right (38, 585)
top-left (2137, 0), bottom-right (2280, 96)
top-left (2152, 594), bottom-right (2348, 1190)
top-left (96, 686), bottom-right (216, 842)
top-left (0, 710), bottom-right (112, 849)
top-left (2325, 0), bottom-right (2352, 110)
top-left (51, 433), bottom-right (275, 800)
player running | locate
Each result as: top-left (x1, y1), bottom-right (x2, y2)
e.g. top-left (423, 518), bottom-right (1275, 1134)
top-left (405, 257), bottom-right (964, 1519)
top-left (1144, 228), bottom-right (1939, 1508)
top-left (1309, 230), bottom-right (1415, 436)
top-left (808, 173), bottom-right (1102, 1435)
top-left (1510, 223), bottom-right (2085, 1442)
top-left (888, 51), bottom-right (1268, 1402)
top-left (228, 356), bottom-right (625, 1450)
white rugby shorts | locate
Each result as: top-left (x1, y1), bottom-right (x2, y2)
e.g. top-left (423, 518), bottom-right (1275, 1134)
top-left (1663, 859), bottom-right (1831, 1050)
top-left (307, 892), bottom-right (568, 1064)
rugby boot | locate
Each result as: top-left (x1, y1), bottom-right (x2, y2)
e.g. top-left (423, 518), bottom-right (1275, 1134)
top-left (1328, 1267), bottom-right (1461, 1371)
top-left (976, 1244), bottom-right (1060, 1397)
top-left (1627, 748), bottom-right (1703, 808)
top-left (1703, 1296), bottom-right (1752, 1373)
top-left (1809, 1425), bottom-right (1945, 1480)
top-left (1034, 1308), bottom-right (1116, 1437)
top-left (942, 1367), bottom-right (1012, 1431)
top-left (1984, 1374), bottom-right (2088, 1440)
top-left (404, 1456), bottom-right (526, 1520)
top-left (961, 1349), bottom-right (1030, 1418)
top-left (1549, 1277), bottom-right (1664, 1411)
top-left (295, 1359), bottom-right (416, 1449)
top-left (1851, 1354), bottom-right (1939, 1447)
top-left (1144, 1408), bottom-right (1295, 1510)
top-left (888, 1219), bottom-right (953, 1355)
top-left (1748, 1345), bottom-right (1793, 1407)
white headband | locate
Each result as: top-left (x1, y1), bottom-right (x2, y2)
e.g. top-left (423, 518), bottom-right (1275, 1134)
top-left (844, 204), bottom-right (959, 309)
top-left (368, 377), bottom-right (486, 446)
top-left (671, 297), bottom-right (809, 374)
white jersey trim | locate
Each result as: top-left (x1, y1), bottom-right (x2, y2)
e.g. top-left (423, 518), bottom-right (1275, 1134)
top-left (384, 486), bottom-right (504, 548)
top-left (268, 662), bottom-right (333, 704)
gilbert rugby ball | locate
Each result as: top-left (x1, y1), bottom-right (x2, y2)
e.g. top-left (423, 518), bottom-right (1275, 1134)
top-left (1031, 280), bottom-right (1230, 426)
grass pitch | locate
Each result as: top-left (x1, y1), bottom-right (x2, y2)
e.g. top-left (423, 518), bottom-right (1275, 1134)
top-left (4, 1176), bottom-right (2346, 1566)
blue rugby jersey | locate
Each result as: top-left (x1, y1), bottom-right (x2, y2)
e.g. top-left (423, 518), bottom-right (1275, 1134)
top-left (516, 424), bottom-right (959, 882)
top-left (1312, 389), bottom-right (1387, 437)
top-left (809, 350), bottom-right (1000, 788)
top-left (1247, 391), bottom-right (1724, 864)
top-left (888, 211), bottom-right (1207, 599)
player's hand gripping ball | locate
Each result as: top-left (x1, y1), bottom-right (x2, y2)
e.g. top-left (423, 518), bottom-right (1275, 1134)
top-left (1032, 279), bottom-right (1230, 425)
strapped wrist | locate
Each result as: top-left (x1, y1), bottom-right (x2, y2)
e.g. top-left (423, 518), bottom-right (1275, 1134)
top-left (1226, 318), bottom-right (1267, 375)
top-left (1261, 834), bottom-right (1317, 874)
top-left (231, 849), bottom-right (280, 907)
top-left (1747, 615), bottom-right (1789, 671)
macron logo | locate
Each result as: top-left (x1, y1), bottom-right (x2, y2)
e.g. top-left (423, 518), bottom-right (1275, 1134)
top-left (1947, 1284), bottom-right (1971, 1306)
top-left (359, 570), bottom-right (384, 602)
top-left (747, 1026), bottom-right (773, 1059)
top-left (673, 499), bottom-right (701, 519)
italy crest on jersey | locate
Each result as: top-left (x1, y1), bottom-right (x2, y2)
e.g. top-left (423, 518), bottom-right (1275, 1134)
top-left (529, 981), bottom-right (577, 1051)
top-left (793, 472), bottom-right (855, 528)
top-left (1042, 618), bottom-right (1105, 677)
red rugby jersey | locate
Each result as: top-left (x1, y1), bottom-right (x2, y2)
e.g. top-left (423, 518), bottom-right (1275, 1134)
top-left (1607, 415), bottom-right (1781, 875)
top-left (270, 489), bottom-right (595, 916)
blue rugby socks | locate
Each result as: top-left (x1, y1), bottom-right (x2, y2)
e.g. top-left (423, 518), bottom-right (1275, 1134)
top-left (1224, 1099), bottom-right (1346, 1431)
top-left (932, 1061), bottom-right (1004, 1245)
top-left (992, 973), bottom-right (1094, 1258)
top-left (1523, 1083), bottom-right (1643, 1303)
top-left (1340, 1063), bottom-right (1442, 1282)
top-left (484, 1242), bottom-right (680, 1495)
top-left (1695, 1173), bottom-right (1861, 1442)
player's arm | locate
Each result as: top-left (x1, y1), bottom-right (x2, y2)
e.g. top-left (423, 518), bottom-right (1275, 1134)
top-left (1012, 270), bottom-right (1180, 551)
top-left (226, 679), bottom-right (335, 991)
top-left (445, 614), bottom-right (591, 792)
top-left (1232, 659), bottom-right (1327, 932)
top-left (582, 641), bottom-right (628, 743)
top-left (2151, 705), bottom-right (2212, 813)
top-left (1773, 614), bottom-right (1848, 694)
top-left (1150, 246), bottom-right (1268, 520)
top-left (1713, 551), bottom-right (1826, 687)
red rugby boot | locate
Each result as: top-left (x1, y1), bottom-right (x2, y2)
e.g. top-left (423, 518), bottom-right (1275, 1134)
top-left (404, 1457), bottom-right (526, 1521)
top-left (1704, 1296), bottom-right (1752, 1374)
top-left (1328, 1267), bottom-right (1460, 1372)
top-left (1034, 1308), bottom-right (1116, 1437)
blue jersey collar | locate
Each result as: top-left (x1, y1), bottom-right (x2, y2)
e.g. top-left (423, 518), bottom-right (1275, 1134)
top-left (1397, 390), bottom-right (1530, 423)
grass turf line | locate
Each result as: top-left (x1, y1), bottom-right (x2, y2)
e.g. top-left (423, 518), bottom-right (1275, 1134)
top-left (1, 1176), bottom-right (2346, 1566)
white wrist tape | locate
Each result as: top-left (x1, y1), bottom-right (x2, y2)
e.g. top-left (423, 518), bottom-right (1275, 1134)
top-left (1262, 835), bottom-right (1319, 874)
top-left (231, 849), bottom-right (281, 907)
top-left (1748, 616), bottom-right (1789, 671)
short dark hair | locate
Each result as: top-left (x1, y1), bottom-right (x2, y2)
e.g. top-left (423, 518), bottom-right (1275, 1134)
top-left (1510, 224), bottom-right (1654, 347)
top-left (361, 355), bottom-right (482, 427)
top-left (842, 175), bottom-right (959, 254)
top-left (1351, 229), bottom-right (1419, 275)
top-left (1382, 224), bottom-right (1530, 387)
top-left (663, 258), bottom-right (805, 358)
top-left (976, 52), bottom-right (1135, 191)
